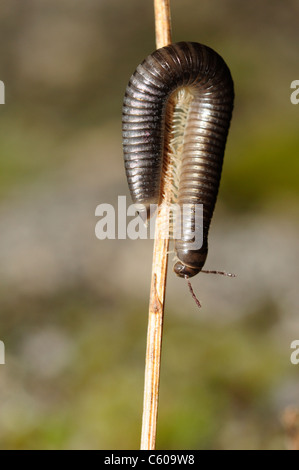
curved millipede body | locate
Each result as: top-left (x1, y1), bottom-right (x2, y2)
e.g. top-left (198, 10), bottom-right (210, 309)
top-left (122, 42), bottom-right (234, 278)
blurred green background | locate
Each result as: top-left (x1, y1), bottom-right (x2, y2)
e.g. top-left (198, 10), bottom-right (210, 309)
top-left (0, 0), bottom-right (299, 450)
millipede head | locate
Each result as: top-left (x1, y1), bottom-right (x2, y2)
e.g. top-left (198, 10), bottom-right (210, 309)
top-left (173, 261), bottom-right (200, 278)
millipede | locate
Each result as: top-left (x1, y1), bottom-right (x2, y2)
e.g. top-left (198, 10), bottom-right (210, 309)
top-left (122, 41), bottom-right (234, 280)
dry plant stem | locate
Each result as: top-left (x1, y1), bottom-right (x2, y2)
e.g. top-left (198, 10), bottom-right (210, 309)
top-left (154, 0), bottom-right (172, 48)
top-left (140, 0), bottom-right (173, 451)
top-left (140, 208), bottom-right (170, 450)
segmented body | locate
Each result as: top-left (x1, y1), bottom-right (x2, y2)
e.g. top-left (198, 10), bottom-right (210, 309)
top-left (122, 42), bottom-right (234, 278)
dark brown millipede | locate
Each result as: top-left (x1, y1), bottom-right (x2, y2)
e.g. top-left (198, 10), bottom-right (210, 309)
top-left (122, 42), bottom-right (234, 278)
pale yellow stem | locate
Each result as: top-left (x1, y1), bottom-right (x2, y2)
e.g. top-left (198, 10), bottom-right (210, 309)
top-left (140, 0), bottom-right (173, 451)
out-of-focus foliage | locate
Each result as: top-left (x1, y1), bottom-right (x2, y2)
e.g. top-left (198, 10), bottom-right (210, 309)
top-left (0, 0), bottom-right (298, 450)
